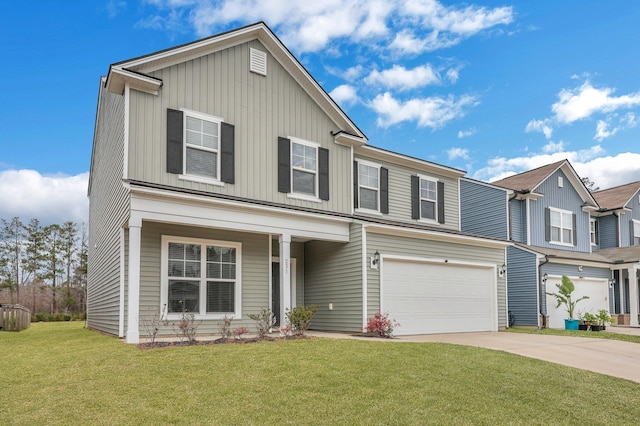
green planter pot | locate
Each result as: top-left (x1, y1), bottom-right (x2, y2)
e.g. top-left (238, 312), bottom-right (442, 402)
top-left (564, 319), bottom-right (579, 330)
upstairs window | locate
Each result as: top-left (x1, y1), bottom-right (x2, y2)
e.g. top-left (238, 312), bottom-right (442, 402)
top-left (291, 141), bottom-right (317, 197)
top-left (358, 162), bottom-right (379, 211)
top-left (166, 108), bottom-right (235, 184)
top-left (546, 207), bottom-right (575, 246)
top-left (411, 175), bottom-right (445, 224)
top-left (590, 218), bottom-right (598, 245)
top-left (185, 113), bottom-right (220, 179)
top-left (277, 137), bottom-right (329, 201)
top-left (633, 220), bottom-right (640, 246)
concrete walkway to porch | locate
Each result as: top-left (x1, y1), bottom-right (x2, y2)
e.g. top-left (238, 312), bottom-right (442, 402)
top-left (307, 327), bottom-right (640, 384)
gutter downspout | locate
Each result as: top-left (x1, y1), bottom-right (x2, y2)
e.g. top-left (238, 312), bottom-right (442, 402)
top-left (538, 255), bottom-right (550, 329)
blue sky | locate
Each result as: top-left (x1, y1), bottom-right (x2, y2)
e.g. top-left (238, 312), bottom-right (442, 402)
top-left (2, 0), bottom-right (640, 224)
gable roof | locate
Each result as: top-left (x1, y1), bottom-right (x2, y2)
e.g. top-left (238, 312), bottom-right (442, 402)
top-left (592, 181), bottom-right (640, 211)
top-left (491, 159), bottom-right (597, 207)
top-left (104, 21), bottom-right (366, 144)
top-left (491, 160), bottom-right (565, 192)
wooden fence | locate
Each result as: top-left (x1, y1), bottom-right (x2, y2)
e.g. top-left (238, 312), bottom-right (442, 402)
top-left (0, 304), bottom-right (31, 332)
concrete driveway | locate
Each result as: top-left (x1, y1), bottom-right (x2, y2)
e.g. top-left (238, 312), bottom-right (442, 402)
top-left (308, 328), bottom-right (640, 383)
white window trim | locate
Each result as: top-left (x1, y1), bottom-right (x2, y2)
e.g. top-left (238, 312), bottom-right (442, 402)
top-left (160, 235), bottom-right (242, 320)
top-left (549, 207), bottom-right (573, 246)
top-left (590, 218), bottom-right (597, 246)
top-left (418, 174), bottom-right (439, 224)
top-left (356, 159), bottom-right (381, 214)
top-left (289, 137), bottom-right (320, 200)
top-left (633, 219), bottom-right (640, 245)
top-left (180, 108), bottom-right (224, 184)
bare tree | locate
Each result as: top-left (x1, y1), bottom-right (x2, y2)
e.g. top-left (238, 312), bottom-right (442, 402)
top-left (43, 224), bottom-right (63, 314)
top-left (0, 217), bottom-right (25, 303)
top-left (581, 177), bottom-right (600, 192)
top-left (60, 221), bottom-right (78, 312)
top-left (24, 218), bottom-right (46, 312)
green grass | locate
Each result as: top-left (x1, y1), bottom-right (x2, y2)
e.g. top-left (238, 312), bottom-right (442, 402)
top-left (507, 326), bottom-right (640, 344)
top-left (2, 323), bottom-right (640, 425)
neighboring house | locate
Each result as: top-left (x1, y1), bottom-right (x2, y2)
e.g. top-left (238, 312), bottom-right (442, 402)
top-left (592, 182), bottom-right (640, 326)
top-left (87, 22), bottom-right (510, 343)
top-left (474, 160), bottom-right (615, 328)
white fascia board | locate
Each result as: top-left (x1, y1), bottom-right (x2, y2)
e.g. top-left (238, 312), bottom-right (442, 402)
top-left (128, 187), bottom-right (350, 242)
top-left (106, 68), bottom-right (162, 96)
top-left (365, 223), bottom-right (511, 250)
top-left (515, 191), bottom-right (543, 201)
top-left (334, 132), bottom-right (367, 147)
top-left (356, 145), bottom-right (465, 179)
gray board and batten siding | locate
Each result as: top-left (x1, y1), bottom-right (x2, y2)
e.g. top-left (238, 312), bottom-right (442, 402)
top-left (137, 222), bottom-right (270, 337)
top-left (505, 246), bottom-right (539, 326)
top-left (598, 215), bottom-right (618, 249)
top-left (354, 155), bottom-right (459, 231)
top-left (460, 178), bottom-right (509, 240)
top-left (126, 39), bottom-right (353, 215)
top-left (529, 169), bottom-right (591, 252)
top-left (365, 230), bottom-right (508, 328)
top-left (87, 82), bottom-right (130, 336)
top-left (304, 223), bottom-right (363, 332)
top-left (618, 192), bottom-right (640, 247)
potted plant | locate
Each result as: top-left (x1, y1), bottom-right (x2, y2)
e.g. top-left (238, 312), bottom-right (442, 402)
top-left (596, 309), bottom-right (615, 331)
top-left (582, 312), bottom-right (599, 331)
top-left (546, 275), bottom-right (589, 330)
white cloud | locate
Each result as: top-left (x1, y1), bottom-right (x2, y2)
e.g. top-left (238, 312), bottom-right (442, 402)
top-left (0, 170), bottom-right (89, 226)
top-left (542, 140), bottom-right (564, 153)
top-left (446, 67), bottom-right (460, 84)
top-left (329, 84), bottom-right (359, 107)
top-left (552, 81), bottom-right (640, 124)
top-left (447, 147), bottom-right (470, 160)
top-left (472, 145), bottom-right (629, 187)
top-left (142, 0), bottom-right (513, 54)
top-left (364, 64), bottom-right (441, 90)
top-left (595, 120), bottom-right (616, 141)
top-left (525, 118), bottom-right (553, 139)
top-left (594, 113), bottom-right (639, 141)
top-left (457, 128), bottom-right (475, 138)
top-left (370, 92), bottom-right (478, 128)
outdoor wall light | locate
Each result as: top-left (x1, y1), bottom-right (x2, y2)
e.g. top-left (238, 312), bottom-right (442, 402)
top-left (498, 263), bottom-right (507, 278)
top-left (542, 273), bottom-right (549, 283)
top-left (609, 278), bottom-right (616, 288)
top-left (371, 250), bottom-right (380, 269)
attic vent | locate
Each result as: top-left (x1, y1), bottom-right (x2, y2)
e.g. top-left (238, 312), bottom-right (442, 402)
top-left (250, 48), bottom-right (267, 76)
top-left (558, 176), bottom-right (564, 188)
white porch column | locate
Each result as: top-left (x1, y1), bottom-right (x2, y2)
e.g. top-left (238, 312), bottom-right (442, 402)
top-left (629, 267), bottom-right (639, 327)
top-left (126, 218), bottom-right (142, 344)
top-left (279, 233), bottom-right (292, 326)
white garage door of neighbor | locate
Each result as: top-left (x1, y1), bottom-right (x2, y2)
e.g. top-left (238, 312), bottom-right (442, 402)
top-left (381, 259), bottom-right (495, 335)
top-left (545, 277), bottom-right (609, 329)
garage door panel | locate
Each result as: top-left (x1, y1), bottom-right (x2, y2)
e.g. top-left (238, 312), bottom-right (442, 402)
top-left (382, 259), bottom-right (495, 335)
top-left (545, 278), bottom-right (609, 329)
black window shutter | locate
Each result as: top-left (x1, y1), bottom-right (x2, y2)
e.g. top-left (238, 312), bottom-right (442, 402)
top-left (411, 175), bottom-right (420, 220)
top-left (220, 122), bottom-right (235, 184)
top-left (545, 208), bottom-right (551, 242)
top-left (353, 161), bottom-right (359, 209)
top-left (167, 109), bottom-right (183, 174)
top-left (631, 220), bottom-right (636, 246)
top-left (277, 137), bottom-right (291, 193)
top-left (594, 220), bottom-right (599, 245)
top-left (380, 167), bottom-right (389, 214)
top-left (318, 148), bottom-right (329, 201)
top-left (437, 181), bottom-right (445, 224)
top-left (572, 213), bottom-right (577, 246)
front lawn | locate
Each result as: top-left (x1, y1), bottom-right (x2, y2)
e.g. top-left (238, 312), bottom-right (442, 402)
top-left (2, 322), bottom-right (640, 425)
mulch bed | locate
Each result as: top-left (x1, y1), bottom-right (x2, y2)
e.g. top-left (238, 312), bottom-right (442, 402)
top-left (137, 334), bottom-right (309, 349)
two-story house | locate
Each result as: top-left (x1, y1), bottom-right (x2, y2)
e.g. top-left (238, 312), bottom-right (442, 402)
top-left (592, 182), bottom-right (640, 326)
top-left (87, 22), bottom-right (510, 343)
top-left (462, 160), bottom-right (614, 328)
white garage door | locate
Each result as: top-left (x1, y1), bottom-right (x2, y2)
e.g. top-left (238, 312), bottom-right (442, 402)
top-left (545, 277), bottom-right (609, 329)
top-left (381, 258), bottom-right (496, 335)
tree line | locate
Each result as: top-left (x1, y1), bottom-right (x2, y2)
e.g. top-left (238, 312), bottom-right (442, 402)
top-left (0, 217), bottom-right (87, 316)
